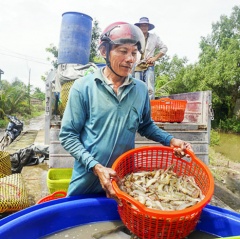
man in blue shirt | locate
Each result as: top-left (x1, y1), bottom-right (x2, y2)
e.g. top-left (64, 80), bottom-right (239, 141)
top-left (59, 22), bottom-right (192, 203)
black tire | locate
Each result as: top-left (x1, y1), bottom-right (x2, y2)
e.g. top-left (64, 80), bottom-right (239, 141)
top-left (0, 135), bottom-right (12, 150)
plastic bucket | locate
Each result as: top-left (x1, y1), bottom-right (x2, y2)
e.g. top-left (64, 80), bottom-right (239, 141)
top-left (58, 12), bottom-right (93, 65)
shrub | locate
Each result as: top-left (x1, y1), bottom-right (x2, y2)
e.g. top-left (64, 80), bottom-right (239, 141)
top-left (210, 129), bottom-right (220, 146)
top-left (0, 119), bottom-right (7, 128)
top-left (219, 117), bottom-right (240, 133)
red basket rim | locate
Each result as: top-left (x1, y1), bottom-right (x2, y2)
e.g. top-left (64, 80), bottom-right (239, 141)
top-left (112, 146), bottom-right (214, 217)
top-left (36, 191), bottom-right (67, 204)
top-left (151, 98), bottom-right (187, 103)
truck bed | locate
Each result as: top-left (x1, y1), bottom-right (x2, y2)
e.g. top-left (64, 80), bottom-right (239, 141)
top-left (47, 91), bottom-right (212, 168)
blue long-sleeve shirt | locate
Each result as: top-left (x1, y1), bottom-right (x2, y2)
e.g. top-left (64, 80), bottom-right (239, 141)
top-left (59, 69), bottom-right (173, 195)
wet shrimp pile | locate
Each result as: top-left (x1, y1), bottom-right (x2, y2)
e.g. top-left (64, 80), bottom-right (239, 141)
top-left (120, 165), bottom-right (205, 211)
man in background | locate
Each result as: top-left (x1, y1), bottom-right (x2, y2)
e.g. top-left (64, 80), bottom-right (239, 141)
top-left (134, 17), bottom-right (168, 99)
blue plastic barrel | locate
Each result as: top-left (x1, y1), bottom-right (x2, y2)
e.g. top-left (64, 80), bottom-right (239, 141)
top-left (58, 12), bottom-right (93, 65)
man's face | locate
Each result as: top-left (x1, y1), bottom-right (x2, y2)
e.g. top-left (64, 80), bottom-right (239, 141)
top-left (109, 44), bottom-right (138, 77)
top-left (139, 23), bottom-right (149, 35)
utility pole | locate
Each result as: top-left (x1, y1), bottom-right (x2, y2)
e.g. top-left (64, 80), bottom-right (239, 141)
top-left (0, 69), bottom-right (3, 90)
top-left (0, 69), bottom-right (3, 81)
top-left (28, 68), bottom-right (31, 114)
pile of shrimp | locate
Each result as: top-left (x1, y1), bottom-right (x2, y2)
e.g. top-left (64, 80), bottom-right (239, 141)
top-left (120, 164), bottom-right (205, 211)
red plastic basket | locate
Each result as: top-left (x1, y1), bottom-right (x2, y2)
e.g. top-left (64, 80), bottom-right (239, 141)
top-left (112, 146), bottom-right (214, 239)
top-left (150, 98), bottom-right (187, 123)
top-left (36, 191), bottom-right (67, 204)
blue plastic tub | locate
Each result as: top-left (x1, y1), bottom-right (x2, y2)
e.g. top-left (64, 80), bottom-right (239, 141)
top-left (58, 12), bottom-right (93, 65)
top-left (0, 196), bottom-right (239, 239)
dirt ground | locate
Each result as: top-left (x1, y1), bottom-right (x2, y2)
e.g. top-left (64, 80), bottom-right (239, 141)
top-left (208, 148), bottom-right (240, 212)
top-left (0, 114), bottom-right (50, 207)
top-left (1, 114), bottom-right (240, 213)
top-left (16, 115), bottom-right (50, 205)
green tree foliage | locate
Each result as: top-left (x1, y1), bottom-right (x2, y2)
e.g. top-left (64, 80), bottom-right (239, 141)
top-left (89, 19), bottom-right (102, 62)
top-left (0, 78), bottom-right (29, 114)
top-left (155, 5), bottom-right (240, 130)
top-left (32, 87), bottom-right (45, 101)
top-left (0, 79), bottom-right (45, 118)
top-left (46, 43), bottom-right (58, 69)
top-left (198, 5), bottom-right (240, 124)
top-left (155, 55), bottom-right (189, 97)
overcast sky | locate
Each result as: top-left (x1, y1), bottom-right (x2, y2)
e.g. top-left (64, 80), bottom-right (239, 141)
top-left (0, 0), bottom-right (239, 91)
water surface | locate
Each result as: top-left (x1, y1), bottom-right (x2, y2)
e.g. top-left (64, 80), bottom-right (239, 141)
top-left (213, 133), bottom-right (240, 162)
top-left (44, 221), bottom-right (218, 239)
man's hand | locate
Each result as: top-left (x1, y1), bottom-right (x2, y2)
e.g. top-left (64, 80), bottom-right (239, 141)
top-left (146, 52), bottom-right (164, 65)
top-left (146, 56), bottom-right (157, 65)
top-left (170, 138), bottom-right (193, 158)
top-left (93, 164), bottom-right (122, 205)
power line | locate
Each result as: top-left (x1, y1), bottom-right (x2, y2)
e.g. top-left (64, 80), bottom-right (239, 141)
top-left (0, 52), bottom-right (52, 65)
top-left (0, 45), bottom-right (50, 60)
top-left (0, 45), bottom-right (53, 65)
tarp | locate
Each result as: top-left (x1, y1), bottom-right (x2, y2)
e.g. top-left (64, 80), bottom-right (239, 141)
top-left (10, 144), bottom-right (49, 173)
top-left (57, 62), bottom-right (98, 86)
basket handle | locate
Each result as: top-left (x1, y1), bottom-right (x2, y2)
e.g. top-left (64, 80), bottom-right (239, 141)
top-left (158, 97), bottom-right (171, 103)
top-left (178, 148), bottom-right (196, 162)
top-left (158, 97), bottom-right (171, 101)
top-left (51, 191), bottom-right (67, 198)
top-left (112, 180), bottom-right (146, 213)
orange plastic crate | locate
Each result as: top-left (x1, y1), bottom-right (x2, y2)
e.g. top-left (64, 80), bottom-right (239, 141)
top-left (112, 146), bottom-right (214, 239)
top-left (151, 98), bottom-right (187, 123)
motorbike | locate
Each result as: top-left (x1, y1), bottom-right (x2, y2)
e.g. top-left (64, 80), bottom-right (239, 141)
top-left (0, 115), bottom-right (24, 150)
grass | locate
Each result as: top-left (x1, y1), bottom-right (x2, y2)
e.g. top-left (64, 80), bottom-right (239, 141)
top-left (22, 111), bottom-right (45, 125)
top-left (209, 146), bottom-right (240, 182)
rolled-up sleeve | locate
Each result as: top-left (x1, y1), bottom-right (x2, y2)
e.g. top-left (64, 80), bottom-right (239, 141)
top-left (156, 35), bottom-right (168, 55)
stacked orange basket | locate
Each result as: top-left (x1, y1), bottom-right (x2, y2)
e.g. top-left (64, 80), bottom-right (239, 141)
top-left (112, 146), bottom-right (214, 239)
top-left (150, 98), bottom-right (187, 123)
